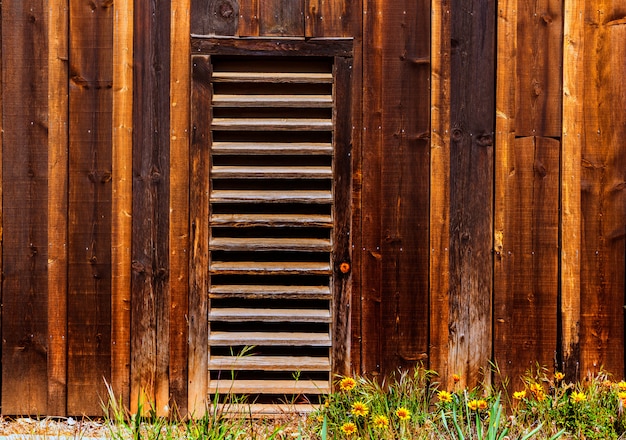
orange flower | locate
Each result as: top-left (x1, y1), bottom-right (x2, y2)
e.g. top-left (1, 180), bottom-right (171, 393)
top-left (478, 399), bottom-right (489, 410)
top-left (554, 372), bottom-right (565, 382)
top-left (452, 373), bottom-right (461, 383)
top-left (372, 414), bottom-right (390, 429)
top-left (339, 377), bottom-right (356, 392)
top-left (513, 390), bottom-right (527, 400)
top-left (395, 407), bottom-right (411, 421)
top-left (339, 262), bottom-right (351, 273)
top-left (570, 391), bottom-right (586, 403)
top-left (529, 382), bottom-right (543, 394)
top-left (341, 422), bottom-right (357, 435)
top-left (467, 399), bottom-right (480, 411)
top-left (438, 390), bottom-right (453, 403)
top-left (351, 401), bottom-right (369, 417)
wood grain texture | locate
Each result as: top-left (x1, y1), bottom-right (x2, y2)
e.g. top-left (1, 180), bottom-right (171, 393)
top-left (112, 0), bottom-right (133, 409)
top-left (170, 0), bottom-right (191, 416)
top-left (191, 0), bottom-right (239, 35)
top-left (560, 0), bottom-right (583, 379)
top-left (1, 0), bottom-right (49, 414)
top-left (259, 0), bottom-right (304, 36)
top-left (47, 0), bottom-right (69, 416)
top-left (578, 0), bottom-right (626, 378)
top-left (516, 0), bottom-right (563, 137)
top-left (305, 0), bottom-right (351, 37)
top-left (188, 54), bottom-right (212, 415)
top-left (448, 0), bottom-right (495, 388)
top-left (494, 137), bottom-right (560, 389)
top-left (131, 0), bottom-right (171, 415)
top-left (237, 0), bottom-right (259, 36)
top-left (67, 0), bottom-right (114, 415)
top-left (429, 0), bottom-right (452, 385)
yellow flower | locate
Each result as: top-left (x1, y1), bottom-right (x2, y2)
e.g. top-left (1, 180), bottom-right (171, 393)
top-left (339, 377), bottom-right (356, 392)
top-left (438, 390), bottom-right (453, 403)
top-left (395, 407), bottom-right (411, 421)
top-left (341, 422), bottom-right (357, 435)
top-left (570, 391), bottom-right (587, 403)
top-left (618, 381), bottom-right (626, 391)
top-left (529, 382), bottom-right (543, 394)
top-left (603, 380), bottom-right (613, 388)
top-left (351, 401), bottom-right (369, 417)
top-left (554, 372), bottom-right (565, 382)
top-left (618, 391), bottom-right (626, 400)
top-left (467, 399), bottom-right (480, 411)
top-left (478, 399), bottom-right (488, 410)
top-left (513, 390), bottom-right (527, 400)
top-left (535, 390), bottom-right (546, 402)
top-left (452, 373), bottom-right (461, 383)
top-left (372, 414), bottom-right (390, 429)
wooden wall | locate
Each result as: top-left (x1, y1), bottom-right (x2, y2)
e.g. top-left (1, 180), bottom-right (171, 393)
top-left (0, 0), bottom-right (624, 415)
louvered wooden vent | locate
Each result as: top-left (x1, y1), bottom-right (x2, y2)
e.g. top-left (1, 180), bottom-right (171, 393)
top-left (191, 44), bottom-right (352, 410)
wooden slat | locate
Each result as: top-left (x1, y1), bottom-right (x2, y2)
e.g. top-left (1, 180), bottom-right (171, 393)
top-left (191, 0), bottom-right (239, 36)
top-left (210, 261), bottom-right (331, 275)
top-left (210, 403), bottom-right (318, 415)
top-left (211, 166), bottom-right (332, 179)
top-left (211, 117), bottom-right (332, 131)
top-left (210, 237), bottom-right (331, 252)
top-left (48, 0), bottom-right (69, 416)
top-left (191, 37), bottom-right (353, 57)
top-left (208, 380), bottom-right (329, 394)
top-left (237, 0), bottom-right (260, 36)
top-left (1, 0), bottom-right (49, 414)
top-left (111, 0), bottom-right (133, 411)
top-left (578, 0), bottom-right (626, 378)
top-left (259, 0), bottom-right (305, 36)
top-left (209, 308), bottom-right (331, 322)
top-left (448, 0), bottom-right (495, 388)
top-left (494, 137), bottom-right (560, 390)
top-left (212, 94), bottom-right (332, 107)
top-left (211, 190), bottom-right (332, 204)
top-left (67, 0), bottom-right (113, 416)
top-left (560, 0), bottom-right (583, 380)
top-left (210, 213), bottom-right (333, 228)
top-left (209, 331), bottom-right (331, 346)
top-left (305, 0), bottom-right (351, 37)
top-left (210, 284), bottom-right (331, 299)
top-left (209, 355), bottom-right (330, 371)
top-left (212, 141), bottom-right (333, 155)
top-left (212, 71), bottom-right (333, 83)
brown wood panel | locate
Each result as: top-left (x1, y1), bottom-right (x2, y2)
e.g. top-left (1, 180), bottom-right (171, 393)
top-left (48, 0), bottom-right (69, 416)
top-left (560, 0), bottom-right (583, 379)
top-left (192, 36), bottom-right (352, 56)
top-left (238, 0), bottom-right (260, 36)
top-left (189, 54), bottom-right (211, 414)
top-left (429, 0), bottom-right (452, 385)
top-left (131, 0), bottom-right (171, 415)
top-left (515, 0), bottom-right (563, 137)
top-left (448, 0), bottom-right (495, 388)
top-left (305, 0), bottom-right (351, 37)
top-left (379, 0), bottom-right (430, 372)
top-left (191, 0), bottom-right (239, 35)
top-left (111, 0), bottom-right (133, 409)
top-left (259, 0), bottom-right (304, 36)
top-left (494, 136), bottom-right (559, 389)
top-left (1, 0), bottom-right (49, 414)
top-left (579, 0), bottom-right (626, 378)
top-left (170, 0), bottom-right (191, 415)
top-left (67, 0), bottom-right (114, 416)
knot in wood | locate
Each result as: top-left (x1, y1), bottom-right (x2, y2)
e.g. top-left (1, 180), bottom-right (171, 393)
top-left (476, 133), bottom-right (493, 147)
top-left (219, 1), bottom-right (234, 19)
top-left (451, 128), bottom-right (463, 142)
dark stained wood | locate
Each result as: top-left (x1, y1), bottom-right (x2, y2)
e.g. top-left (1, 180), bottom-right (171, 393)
top-left (579, 0), bottom-right (626, 377)
top-left (191, 0), bottom-right (239, 35)
top-left (192, 37), bottom-right (353, 57)
top-left (305, 0), bottom-right (351, 37)
top-left (238, 0), bottom-right (260, 36)
top-left (448, 0), bottom-right (495, 387)
top-left (516, 0), bottom-right (563, 137)
top-left (259, 0), bottom-right (304, 36)
top-left (67, 0), bottom-right (114, 415)
top-left (494, 137), bottom-right (560, 389)
top-left (379, 0), bottom-right (430, 373)
top-left (188, 54), bottom-right (212, 414)
top-left (1, 0), bottom-right (49, 414)
top-left (131, 0), bottom-right (171, 415)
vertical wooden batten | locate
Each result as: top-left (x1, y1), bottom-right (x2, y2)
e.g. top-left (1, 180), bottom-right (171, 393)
top-left (112, 0), bottom-right (133, 409)
top-left (305, 0), bottom-right (350, 37)
top-left (170, 0), bottom-right (191, 415)
top-left (47, 0), bottom-right (69, 416)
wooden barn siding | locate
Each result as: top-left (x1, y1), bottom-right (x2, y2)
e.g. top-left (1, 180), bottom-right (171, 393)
top-left (0, 0), bottom-right (625, 416)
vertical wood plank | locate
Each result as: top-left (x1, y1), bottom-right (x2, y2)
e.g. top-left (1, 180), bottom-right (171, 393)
top-left (380, 0), bottom-right (430, 372)
top-left (305, 0), bottom-right (350, 37)
top-left (112, 0), bottom-right (133, 409)
top-left (131, 0), bottom-right (171, 415)
top-left (188, 54), bottom-right (211, 414)
top-left (237, 0), bottom-right (259, 36)
top-left (578, 0), bottom-right (626, 377)
top-left (359, 0), bottom-right (384, 376)
top-left (1, 0), bottom-right (49, 414)
top-left (515, 0), bottom-right (563, 137)
top-left (259, 0), bottom-right (304, 36)
top-left (47, 0), bottom-right (69, 416)
top-left (560, 0), bottom-right (583, 379)
top-left (494, 137), bottom-right (560, 388)
top-left (191, 0), bottom-right (239, 36)
top-left (448, 0), bottom-right (495, 387)
top-left (67, 0), bottom-right (114, 416)
top-left (429, 0), bottom-right (452, 385)
top-left (170, 0), bottom-right (191, 415)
